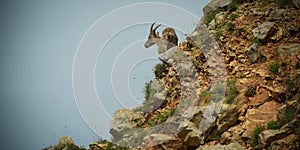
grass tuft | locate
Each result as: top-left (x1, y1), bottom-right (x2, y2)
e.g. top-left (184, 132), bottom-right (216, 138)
top-left (250, 125), bottom-right (265, 148)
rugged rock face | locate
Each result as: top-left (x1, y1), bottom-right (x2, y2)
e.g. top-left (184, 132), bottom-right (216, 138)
top-left (103, 0), bottom-right (300, 149)
top-left (49, 0), bottom-right (300, 149)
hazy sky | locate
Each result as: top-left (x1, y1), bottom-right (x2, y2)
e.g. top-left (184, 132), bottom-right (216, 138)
top-left (0, 0), bottom-right (210, 149)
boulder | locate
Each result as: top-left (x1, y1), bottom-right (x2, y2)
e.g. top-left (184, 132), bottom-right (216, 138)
top-left (203, 0), bottom-right (233, 16)
top-left (269, 134), bottom-right (298, 150)
top-left (143, 134), bottom-right (183, 149)
top-left (268, 9), bottom-right (285, 21)
top-left (58, 136), bottom-right (74, 145)
top-left (178, 120), bottom-right (203, 146)
top-left (258, 120), bottom-right (296, 148)
top-left (252, 22), bottom-right (275, 42)
top-left (110, 109), bottom-right (145, 139)
top-left (225, 142), bottom-right (244, 150)
top-left (245, 43), bottom-right (259, 63)
top-left (242, 101), bottom-right (282, 138)
top-left (197, 142), bottom-right (244, 150)
top-left (214, 104), bottom-right (239, 135)
top-left (276, 43), bottom-right (300, 57)
top-left (197, 144), bottom-right (225, 150)
top-left (292, 0), bottom-right (300, 8)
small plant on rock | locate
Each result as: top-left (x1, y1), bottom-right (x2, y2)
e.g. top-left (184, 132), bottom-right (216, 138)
top-left (229, 13), bottom-right (239, 20)
top-left (250, 125), bottom-right (265, 149)
top-left (215, 29), bottom-right (223, 40)
top-left (225, 22), bottom-right (234, 31)
top-left (153, 63), bottom-right (167, 79)
top-left (268, 61), bottom-right (280, 75)
top-left (205, 9), bottom-right (220, 25)
top-left (295, 60), bottom-right (300, 69)
top-left (225, 79), bottom-right (239, 104)
top-left (278, 106), bottom-right (295, 127)
top-left (267, 120), bottom-right (280, 130)
top-left (245, 85), bottom-right (256, 97)
top-left (250, 38), bottom-right (261, 46)
top-left (144, 82), bottom-right (151, 102)
top-left (258, 52), bottom-right (266, 63)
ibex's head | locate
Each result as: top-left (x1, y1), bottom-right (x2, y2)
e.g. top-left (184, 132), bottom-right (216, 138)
top-left (144, 22), bottom-right (161, 48)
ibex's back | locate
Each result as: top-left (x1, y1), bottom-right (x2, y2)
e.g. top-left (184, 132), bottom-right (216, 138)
top-left (144, 22), bottom-right (178, 54)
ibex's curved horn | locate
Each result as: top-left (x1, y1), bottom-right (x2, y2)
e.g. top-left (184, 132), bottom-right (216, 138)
top-left (150, 22), bottom-right (156, 34)
top-left (153, 24), bottom-right (161, 32)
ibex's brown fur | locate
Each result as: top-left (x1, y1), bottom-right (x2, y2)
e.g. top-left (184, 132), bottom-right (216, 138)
top-left (144, 22), bottom-right (178, 54)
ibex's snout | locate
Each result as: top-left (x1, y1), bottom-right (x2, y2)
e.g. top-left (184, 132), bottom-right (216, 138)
top-left (144, 39), bottom-right (155, 48)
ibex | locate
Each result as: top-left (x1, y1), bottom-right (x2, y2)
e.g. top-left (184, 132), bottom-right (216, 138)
top-left (144, 22), bottom-right (178, 54)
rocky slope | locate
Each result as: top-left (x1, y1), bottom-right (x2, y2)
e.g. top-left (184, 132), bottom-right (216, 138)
top-left (47, 0), bottom-right (300, 149)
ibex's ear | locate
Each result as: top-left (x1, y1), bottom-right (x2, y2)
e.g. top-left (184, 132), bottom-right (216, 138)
top-left (157, 31), bottom-right (159, 36)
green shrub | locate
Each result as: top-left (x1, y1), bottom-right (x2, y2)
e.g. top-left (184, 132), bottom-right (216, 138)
top-left (153, 63), bottom-right (167, 79)
top-left (208, 134), bottom-right (221, 141)
top-left (245, 85), bottom-right (256, 97)
top-left (53, 143), bottom-right (86, 150)
top-left (267, 120), bottom-right (280, 130)
top-left (199, 90), bottom-right (211, 104)
top-left (147, 108), bottom-right (175, 126)
top-left (278, 107), bottom-right (295, 127)
top-left (276, 0), bottom-right (290, 8)
top-left (250, 38), bottom-right (261, 46)
top-left (268, 61), bottom-right (280, 75)
top-left (227, 0), bottom-right (244, 12)
top-left (144, 82), bottom-right (151, 102)
top-left (215, 29), bottom-right (223, 40)
top-left (258, 52), bottom-right (266, 63)
top-left (205, 9), bottom-right (220, 25)
top-left (250, 125), bottom-right (265, 148)
top-left (296, 60), bottom-right (300, 69)
top-left (233, 28), bottom-right (244, 36)
top-left (227, 3), bottom-right (238, 12)
top-left (225, 22), bottom-right (234, 31)
top-left (229, 13), bottom-right (239, 20)
top-left (262, 0), bottom-right (271, 5)
top-left (225, 79), bottom-right (239, 104)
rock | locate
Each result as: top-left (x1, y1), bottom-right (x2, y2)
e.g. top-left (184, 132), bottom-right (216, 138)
top-left (135, 79), bottom-right (166, 113)
top-left (214, 104), bottom-right (239, 135)
top-left (292, 0), bottom-right (300, 8)
top-left (245, 43), bottom-right (259, 63)
top-left (143, 134), bottom-right (183, 149)
top-left (208, 18), bottom-right (216, 30)
top-left (258, 120), bottom-right (296, 148)
top-left (149, 92), bottom-right (166, 112)
top-left (276, 43), bottom-right (300, 57)
top-left (248, 87), bottom-right (270, 107)
top-left (196, 142), bottom-right (244, 150)
top-left (89, 142), bottom-right (106, 150)
top-left (110, 109), bottom-right (145, 139)
top-left (242, 101), bottom-right (282, 138)
top-left (252, 22), bottom-right (275, 42)
top-left (58, 136), bottom-right (74, 146)
top-left (178, 120), bottom-right (203, 146)
top-left (197, 144), bottom-right (225, 150)
top-left (215, 12), bottom-right (227, 25)
top-left (149, 79), bottom-right (165, 94)
top-left (268, 9), bottom-right (285, 20)
top-left (269, 134), bottom-right (298, 150)
top-left (225, 142), bottom-right (244, 150)
top-left (182, 106), bottom-right (204, 125)
top-left (203, 0), bottom-right (233, 16)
